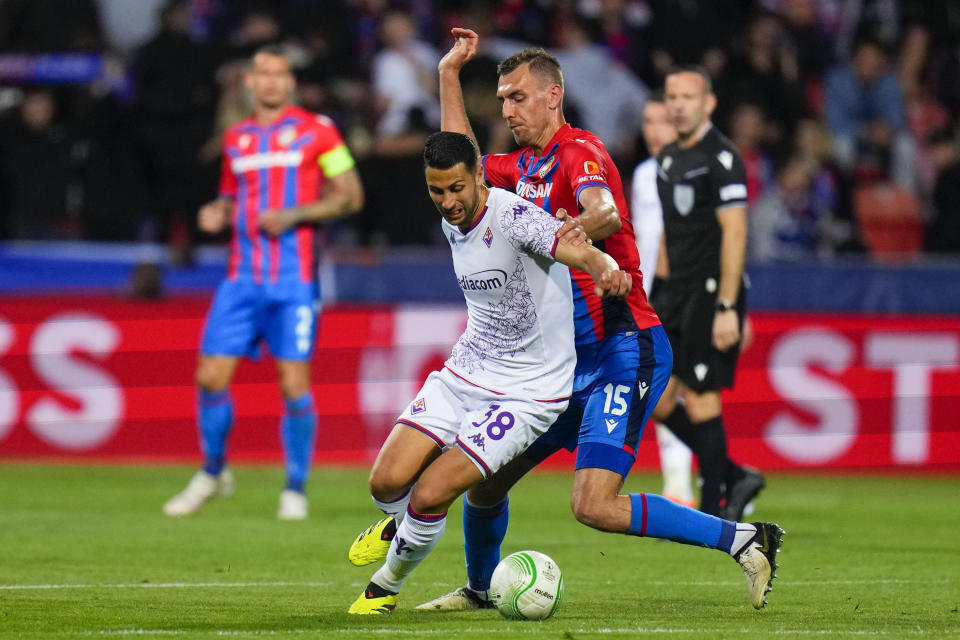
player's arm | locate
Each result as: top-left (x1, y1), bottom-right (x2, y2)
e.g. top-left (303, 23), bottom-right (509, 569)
top-left (655, 232), bottom-right (670, 278)
top-left (198, 198), bottom-right (233, 234)
top-left (259, 156), bottom-right (364, 236)
top-left (554, 241), bottom-right (631, 298)
top-left (713, 203), bottom-right (747, 351)
top-left (438, 28), bottom-right (481, 149)
top-left (574, 185), bottom-right (621, 240)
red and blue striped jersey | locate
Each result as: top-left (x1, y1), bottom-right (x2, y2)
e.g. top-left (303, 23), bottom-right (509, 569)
top-left (218, 105), bottom-right (355, 284)
top-left (483, 124), bottom-right (660, 345)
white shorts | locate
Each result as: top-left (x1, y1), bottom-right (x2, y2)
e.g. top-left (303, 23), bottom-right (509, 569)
top-left (396, 368), bottom-right (569, 478)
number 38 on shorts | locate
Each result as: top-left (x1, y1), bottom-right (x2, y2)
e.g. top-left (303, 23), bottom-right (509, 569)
top-left (396, 368), bottom-right (569, 478)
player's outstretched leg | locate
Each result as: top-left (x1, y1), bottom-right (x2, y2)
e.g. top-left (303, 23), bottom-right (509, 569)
top-left (163, 468), bottom-right (235, 516)
top-left (733, 522), bottom-right (784, 609)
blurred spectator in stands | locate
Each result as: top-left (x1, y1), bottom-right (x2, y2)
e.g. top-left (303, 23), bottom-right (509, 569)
top-left (716, 11), bottom-right (804, 145)
top-left (370, 10), bottom-right (439, 151)
top-left (132, 0), bottom-right (218, 262)
top-left (0, 89), bottom-right (75, 239)
top-left (777, 0), bottom-right (835, 110)
top-left (926, 127), bottom-right (960, 254)
top-left (824, 35), bottom-right (916, 191)
top-left (552, 17), bottom-right (648, 162)
top-left (575, 0), bottom-right (654, 81)
top-left (646, 0), bottom-right (745, 85)
top-left (729, 102), bottom-right (775, 205)
top-left (899, 22), bottom-right (951, 194)
top-left (0, 0), bottom-right (103, 51)
top-left (792, 117), bottom-right (856, 251)
top-left (749, 155), bottom-right (837, 261)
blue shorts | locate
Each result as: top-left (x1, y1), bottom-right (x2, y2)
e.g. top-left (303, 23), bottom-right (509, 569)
top-left (200, 279), bottom-right (320, 361)
top-left (523, 325), bottom-right (673, 477)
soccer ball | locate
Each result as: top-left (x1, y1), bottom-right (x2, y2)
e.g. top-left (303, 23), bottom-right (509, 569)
top-left (489, 550), bottom-right (564, 620)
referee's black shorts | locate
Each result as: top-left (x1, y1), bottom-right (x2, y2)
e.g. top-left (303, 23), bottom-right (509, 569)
top-left (652, 275), bottom-right (747, 393)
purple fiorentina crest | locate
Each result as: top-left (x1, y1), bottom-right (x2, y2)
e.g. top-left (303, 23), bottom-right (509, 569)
top-left (411, 398), bottom-right (426, 414)
top-left (483, 227), bottom-right (493, 247)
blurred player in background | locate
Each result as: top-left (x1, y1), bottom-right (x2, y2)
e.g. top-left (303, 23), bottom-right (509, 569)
top-left (347, 131), bottom-right (631, 614)
top-left (649, 67), bottom-right (764, 521)
top-left (163, 45), bottom-right (364, 520)
top-left (630, 92), bottom-right (696, 509)
top-left (350, 29), bottom-right (783, 613)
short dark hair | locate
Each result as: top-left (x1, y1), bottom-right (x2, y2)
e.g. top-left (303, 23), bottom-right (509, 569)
top-left (497, 48), bottom-right (564, 90)
top-left (665, 65), bottom-right (713, 95)
top-left (423, 131), bottom-right (479, 173)
top-left (253, 43), bottom-right (288, 61)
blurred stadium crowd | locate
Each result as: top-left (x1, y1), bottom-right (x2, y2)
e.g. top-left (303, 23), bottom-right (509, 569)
top-left (1, 0), bottom-right (959, 261)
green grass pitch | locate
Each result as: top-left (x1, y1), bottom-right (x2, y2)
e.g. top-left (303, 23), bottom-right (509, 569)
top-left (2, 464), bottom-right (958, 639)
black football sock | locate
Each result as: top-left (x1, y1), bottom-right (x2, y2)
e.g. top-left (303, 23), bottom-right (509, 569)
top-left (692, 415), bottom-right (728, 517)
top-left (365, 581), bottom-right (398, 597)
top-left (661, 404), bottom-right (698, 451)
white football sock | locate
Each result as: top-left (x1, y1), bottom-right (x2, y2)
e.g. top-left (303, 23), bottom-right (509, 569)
top-left (730, 523), bottom-right (759, 557)
top-left (656, 423), bottom-right (695, 502)
top-left (373, 488), bottom-right (411, 525)
top-left (371, 507), bottom-right (447, 593)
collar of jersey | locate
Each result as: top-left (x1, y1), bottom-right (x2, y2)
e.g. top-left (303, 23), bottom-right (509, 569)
top-left (519, 123), bottom-right (572, 180)
top-left (455, 205), bottom-right (488, 236)
top-left (237, 105), bottom-right (298, 133)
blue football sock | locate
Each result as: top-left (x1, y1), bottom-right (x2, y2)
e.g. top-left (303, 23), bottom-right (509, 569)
top-left (281, 392), bottom-right (316, 492)
top-left (463, 496), bottom-right (509, 593)
top-left (199, 389), bottom-right (233, 476)
top-left (628, 493), bottom-right (737, 552)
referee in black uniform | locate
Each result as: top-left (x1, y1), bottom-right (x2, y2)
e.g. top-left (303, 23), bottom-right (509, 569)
top-left (649, 66), bottom-right (764, 520)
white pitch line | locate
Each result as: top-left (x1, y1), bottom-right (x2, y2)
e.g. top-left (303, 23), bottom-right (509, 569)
top-left (0, 581), bottom-right (333, 591)
top-left (2, 577), bottom-right (951, 591)
top-left (74, 628), bottom-right (925, 637)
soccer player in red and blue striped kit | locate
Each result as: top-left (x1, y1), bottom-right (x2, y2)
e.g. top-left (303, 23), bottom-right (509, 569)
top-left (348, 29), bottom-right (783, 611)
top-left (163, 45), bottom-right (363, 520)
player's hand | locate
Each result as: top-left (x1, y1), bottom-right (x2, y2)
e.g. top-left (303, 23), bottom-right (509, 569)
top-left (259, 208), bottom-right (300, 236)
top-left (593, 268), bottom-right (631, 298)
top-left (198, 202), bottom-right (229, 234)
top-left (555, 208), bottom-right (590, 246)
top-left (439, 28), bottom-right (479, 73)
top-left (712, 309), bottom-right (741, 351)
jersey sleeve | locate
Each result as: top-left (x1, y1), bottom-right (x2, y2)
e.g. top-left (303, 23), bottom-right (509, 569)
top-left (482, 153), bottom-right (518, 190)
top-left (218, 139), bottom-right (237, 200)
top-left (314, 115), bottom-right (356, 178)
top-left (710, 146), bottom-right (748, 211)
top-left (497, 197), bottom-right (564, 259)
top-left (562, 140), bottom-right (612, 206)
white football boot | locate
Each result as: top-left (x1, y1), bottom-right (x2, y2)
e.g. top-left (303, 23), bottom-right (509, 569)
top-left (277, 489), bottom-right (308, 520)
top-left (163, 468), bottom-right (234, 516)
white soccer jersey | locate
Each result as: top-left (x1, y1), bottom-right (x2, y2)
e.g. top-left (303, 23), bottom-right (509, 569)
top-left (630, 157), bottom-right (663, 296)
top-left (442, 187), bottom-right (575, 401)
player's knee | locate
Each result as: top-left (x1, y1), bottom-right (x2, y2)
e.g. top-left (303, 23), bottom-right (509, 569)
top-left (368, 467), bottom-right (407, 502)
top-left (409, 481), bottom-right (454, 515)
top-left (467, 477), bottom-right (509, 507)
top-left (195, 365), bottom-right (227, 392)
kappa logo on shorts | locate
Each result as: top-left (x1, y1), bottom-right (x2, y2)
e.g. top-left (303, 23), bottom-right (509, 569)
top-left (411, 398), bottom-right (426, 414)
top-left (483, 227), bottom-right (493, 247)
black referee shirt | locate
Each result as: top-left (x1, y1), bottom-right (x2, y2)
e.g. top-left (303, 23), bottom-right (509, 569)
top-left (656, 125), bottom-right (747, 282)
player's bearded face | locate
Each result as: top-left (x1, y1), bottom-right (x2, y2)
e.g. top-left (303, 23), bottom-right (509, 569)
top-left (247, 53), bottom-right (295, 109)
top-left (426, 163), bottom-right (483, 230)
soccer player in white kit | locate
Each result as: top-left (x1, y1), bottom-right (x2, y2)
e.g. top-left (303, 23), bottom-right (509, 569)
top-left (348, 131), bottom-right (630, 614)
top-left (630, 93), bottom-right (696, 508)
